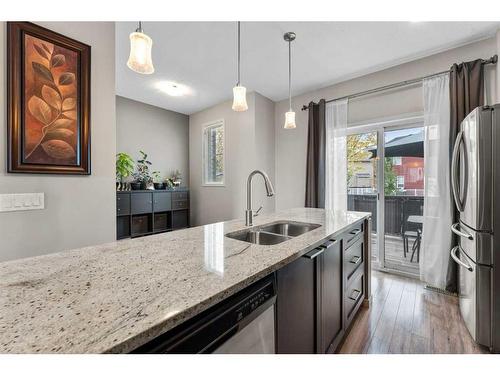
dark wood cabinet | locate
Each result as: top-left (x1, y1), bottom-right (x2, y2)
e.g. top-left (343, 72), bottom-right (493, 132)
top-left (116, 189), bottom-right (189, 240)
top-left (276, 218), bottom-right (370, 354)
top-left (320, 238), bottom-right (343, 353)
top-left (276, 252), bottom-right (319, 354)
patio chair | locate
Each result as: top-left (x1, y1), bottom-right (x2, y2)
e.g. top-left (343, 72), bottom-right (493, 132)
top-left (410, 228), bottom-right (422, 263)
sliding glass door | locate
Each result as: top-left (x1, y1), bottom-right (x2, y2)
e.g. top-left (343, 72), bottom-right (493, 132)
top-left (347, 119), bottom-right (425, 277)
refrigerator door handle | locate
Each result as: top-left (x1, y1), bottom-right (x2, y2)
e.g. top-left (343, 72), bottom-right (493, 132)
top-left (450, 246), bottom-right (473, 272)
top-left (451, 223), bottom-right (473, 240)
top-left (451, 130), bottom-right (465, 212)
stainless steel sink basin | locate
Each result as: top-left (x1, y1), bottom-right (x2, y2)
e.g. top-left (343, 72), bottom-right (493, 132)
top-left (226, 230), bottom-right (291, 245)
top-left (259, 221), bottom-right (321, 237)
top-left (225, 220), bottom-right (321, 245)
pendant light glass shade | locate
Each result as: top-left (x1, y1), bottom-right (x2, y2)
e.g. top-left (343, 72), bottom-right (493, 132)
top-left (232, 21), bottom-right (248, 112)
top-left (232, 85), bottom-right (248, 111)
top-left (127, 23), bottom-right (154, 75)
top-left (284, 111), bottom-right (296, 129)
top-left (283, 32), bottom-right (296, 129)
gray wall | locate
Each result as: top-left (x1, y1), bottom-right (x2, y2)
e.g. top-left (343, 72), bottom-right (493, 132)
top-left (116, 96), bottom-right (189, 184)
top-left (0, 22), bottom-right (116, 262)
top-left (189, 92), bottom-right (275, 226)
top-left (274, 36), bottom-right (499, 210)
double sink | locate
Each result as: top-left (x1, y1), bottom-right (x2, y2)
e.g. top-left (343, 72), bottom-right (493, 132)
top-left (226, 221), bottom-right (321, 245)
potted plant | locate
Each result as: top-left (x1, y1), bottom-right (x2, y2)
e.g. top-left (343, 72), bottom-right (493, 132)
top-left (133, 151), bottom-right (153, 190)
top-left (164, 178), bottom-right (174, 189)
top-left (116, 153), bottom-right (135, 191)
top-left (170, 169), bottom-right (182, 188)
top-left (152, 171), bottom-right (164, 190)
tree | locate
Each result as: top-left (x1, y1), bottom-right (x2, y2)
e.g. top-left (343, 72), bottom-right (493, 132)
top-left (384, 157), bottom-right (397, 196)
top-left (347, 133), bottom-right (377, 186)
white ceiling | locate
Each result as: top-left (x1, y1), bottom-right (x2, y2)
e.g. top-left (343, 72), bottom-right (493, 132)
top-left (115, 22), bottom-right (500, 115)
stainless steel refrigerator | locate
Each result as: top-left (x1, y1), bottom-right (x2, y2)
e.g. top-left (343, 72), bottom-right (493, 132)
top-left (450, 104), bottom-right (500, 352)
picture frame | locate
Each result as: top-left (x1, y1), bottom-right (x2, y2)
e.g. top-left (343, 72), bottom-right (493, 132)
top-left (7, 22), bottom-right (91, 174)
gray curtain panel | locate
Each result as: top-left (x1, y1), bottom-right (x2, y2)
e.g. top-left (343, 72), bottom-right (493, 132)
top-left (305, 99), bottom-right (326, 208)
top-left (445, 59), bottom-right (484, 293)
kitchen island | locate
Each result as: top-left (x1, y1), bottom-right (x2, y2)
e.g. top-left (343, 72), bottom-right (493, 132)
top-left (0, 208), bottom-right (370, 354)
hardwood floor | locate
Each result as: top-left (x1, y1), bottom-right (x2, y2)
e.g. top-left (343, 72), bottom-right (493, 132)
top-left (338, 270), bottom-right (487, 354)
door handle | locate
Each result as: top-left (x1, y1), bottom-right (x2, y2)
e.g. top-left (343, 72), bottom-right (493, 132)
top-left (451, 223), bottom-right (473, 240)
top-left (349, 255), bottom-right (362, 265)
top-left (451, 131), bottom-right (465, 212)
top-left (321, 238), bottom-right (337, 249)
top-left (450, 246), bottom-right (473, 272)
top-left (303, 247), bottom-right (324, 260)
top-left (348, 289), bottom-right (362, 301)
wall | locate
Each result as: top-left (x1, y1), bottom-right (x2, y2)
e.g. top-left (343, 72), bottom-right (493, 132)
top-left (275, 37), bottom-right (498, 210)
top-left (0, 22), bottom-right (116, 262)
top-left (116, 96), bottom-right (189, 184)
top-left (189, 92), bottom-right (275, 226)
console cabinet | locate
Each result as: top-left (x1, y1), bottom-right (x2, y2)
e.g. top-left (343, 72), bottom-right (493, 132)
top-left (276, 217), bottom-right (371, 354)
top-left (117, 189), bottom-right (189, 240)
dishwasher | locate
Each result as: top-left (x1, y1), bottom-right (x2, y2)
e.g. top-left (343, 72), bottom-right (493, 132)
top-left (133, 274), bottom-right (277, 354)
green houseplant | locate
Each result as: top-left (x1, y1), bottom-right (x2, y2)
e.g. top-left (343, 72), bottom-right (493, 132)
top-left (133, 151), bottom-right (153, 190)
top-left (115, 153), bottom-right (135, 191)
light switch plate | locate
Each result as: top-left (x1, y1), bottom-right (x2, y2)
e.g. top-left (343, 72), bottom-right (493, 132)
top-left (0, 193), bottom-right (44, 212)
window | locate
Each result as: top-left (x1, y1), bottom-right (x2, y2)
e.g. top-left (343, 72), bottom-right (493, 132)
top-left (203, 120), bottom-right (224, 185)
top-left (393, 157), bottom-right (402, 165)
top-left (397, 175), bottom-right (405, 190)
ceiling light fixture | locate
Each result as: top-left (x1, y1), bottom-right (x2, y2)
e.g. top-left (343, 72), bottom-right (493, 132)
top-left (232, 21), bottom-right (248, 112)
top-left (283, 32), bottom-right (296, 129)
top-left (127, 21), bottom-right (155, 75)
top-left (156, 81), bottom-right (190, 97)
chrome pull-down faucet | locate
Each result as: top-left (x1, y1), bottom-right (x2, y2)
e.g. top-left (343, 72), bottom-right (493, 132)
top-left (245, 170), bottom-right (275, 226)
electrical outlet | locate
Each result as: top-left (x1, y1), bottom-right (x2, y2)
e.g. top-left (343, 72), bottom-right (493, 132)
top-left (0, 193), bottom-right (44, 212)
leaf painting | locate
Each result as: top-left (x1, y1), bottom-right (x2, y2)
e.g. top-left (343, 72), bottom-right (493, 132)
top-left (23, 34), bottom-right (79, 165)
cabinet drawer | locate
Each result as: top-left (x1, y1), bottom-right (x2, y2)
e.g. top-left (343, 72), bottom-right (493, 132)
top-left (172, 191), bottom-right (189, 201)
top-left (116, 193), bottom-right (130, 216)
top-left (172, 199), bottom-right (189, 210)
top-left (131, 193), bottom-right (153, 214)
top-left (345, 269), bottom-right (364, 322)
top-left (344, 237), bottom-right (364, 283)
top-left (154, 192), bottom-right (171, 212)
top-left (345, 222), bottom-right (363, 249)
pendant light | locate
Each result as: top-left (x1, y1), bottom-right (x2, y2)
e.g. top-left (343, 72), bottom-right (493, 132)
top-left (232, 21), bottom-right (248, 112)
top-left (127, 21), bottom-right (155, 75)
top-left (283, 32), bottom-right (296, 129)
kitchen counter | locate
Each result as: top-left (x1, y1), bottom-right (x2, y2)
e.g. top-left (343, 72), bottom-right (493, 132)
top-left (0, 208), bottom-right (369, 354)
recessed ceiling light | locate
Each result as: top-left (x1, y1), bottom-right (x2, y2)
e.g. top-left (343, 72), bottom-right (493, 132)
top-left (155, 81), bottom-right (191, 97)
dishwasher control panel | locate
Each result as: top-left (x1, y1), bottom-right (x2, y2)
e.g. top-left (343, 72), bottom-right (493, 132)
top-left (235, 280), bottom-right (275, 322)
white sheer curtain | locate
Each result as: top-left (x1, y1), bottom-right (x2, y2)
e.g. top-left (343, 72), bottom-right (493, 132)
top-left (420, 73), bottom-right (453, 289)
top-left (325, 99), bottom-right (348, 211)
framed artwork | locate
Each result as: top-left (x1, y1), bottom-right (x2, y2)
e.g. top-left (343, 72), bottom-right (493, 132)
top-left (7, 22), bottom-right (91, 174)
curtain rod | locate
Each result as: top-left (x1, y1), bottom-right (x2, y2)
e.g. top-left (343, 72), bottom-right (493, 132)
top-left (301, 55), bottom-right (498, 111)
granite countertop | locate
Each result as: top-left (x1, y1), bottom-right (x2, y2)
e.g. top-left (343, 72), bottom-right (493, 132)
top-left (0, 208), bottom-right (369, 354)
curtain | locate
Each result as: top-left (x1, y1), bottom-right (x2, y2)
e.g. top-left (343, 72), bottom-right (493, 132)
top-left (445, 59), bottom-right (485, 292)
top-left (420, 73), bottom-right (452, 289)
top-left (325, 99), bottom-right (348, 211)
top-left (305, 99), bottom-right (326, 208)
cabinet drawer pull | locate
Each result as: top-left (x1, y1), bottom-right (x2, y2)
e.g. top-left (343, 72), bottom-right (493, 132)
top-left (321, 238), bottom-right (337, 249)
top-left (349, 255), bottom-right (362, 265)
top-left (349, 228), bottom-right (361, 236)
top-left (304, 248), bottom-right (324, 260)
top-left (348, 289), bottom-right (361, 301)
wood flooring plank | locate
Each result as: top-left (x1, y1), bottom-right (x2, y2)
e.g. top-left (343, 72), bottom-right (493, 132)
top-left (388, 288), bottom-right (416, 353)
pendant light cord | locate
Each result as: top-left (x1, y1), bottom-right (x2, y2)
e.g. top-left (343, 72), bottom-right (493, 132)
top-left (288, 39), bottom-right (292, 111)
top-left (137, 21), bottom-right (143, 33)
top-left (237, 21), bottom-right (241, 87)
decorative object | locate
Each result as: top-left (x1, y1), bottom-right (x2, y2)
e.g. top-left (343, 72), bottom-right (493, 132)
top-left (152, 171), bottom-right (165, 190)
top-left (164, 178), bottom-right (174, 189)
top-left (116, 153), bottom-right (135, 191)
top-left (133, 150), bottom-right (153, 190)
top-left (232, 21), bottom-right (248, 112)
top-left (130, 182), bottom-right (141, 190)
top-left (127, 21), bottom-right (154, 75)
top-left (7, 22), bottom-right (91, 174)
top-left (283, 32), bottom-right (297, 129)
top-left (170, 169), bottom-right (182, 187)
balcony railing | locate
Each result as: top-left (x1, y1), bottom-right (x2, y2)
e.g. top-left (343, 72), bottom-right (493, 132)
top-left (347, 194), bottom-right (424, 236)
